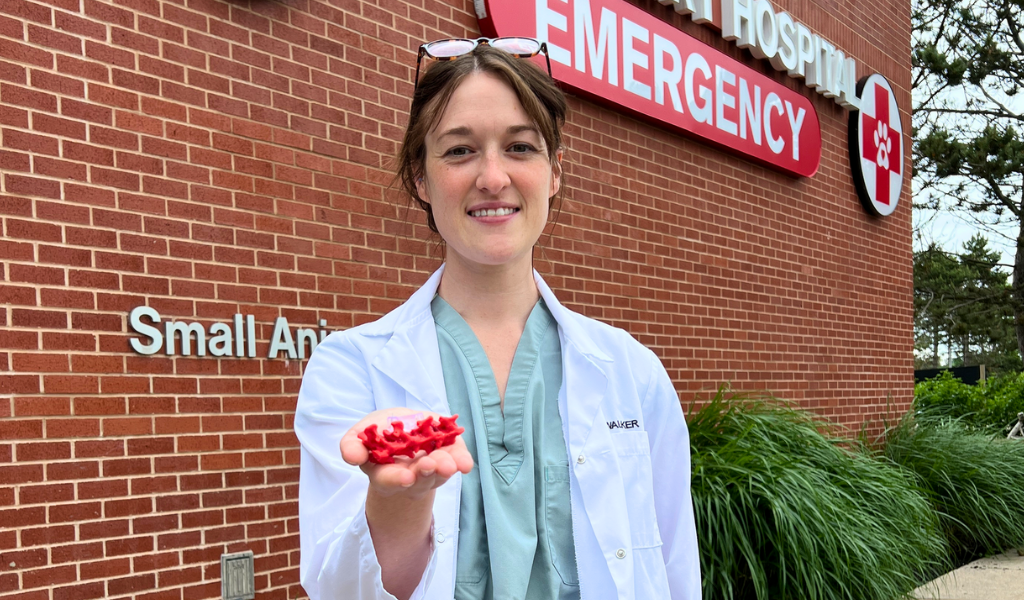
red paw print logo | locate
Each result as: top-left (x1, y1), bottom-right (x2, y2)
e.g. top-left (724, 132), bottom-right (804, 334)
top-left (852, 73), bottom-right (903, 217)
top-left (873, 121), bottom-right (891, 171)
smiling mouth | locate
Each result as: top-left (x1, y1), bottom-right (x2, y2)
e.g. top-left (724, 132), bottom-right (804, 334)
top-left (468, 207), bottom-right (518, 217)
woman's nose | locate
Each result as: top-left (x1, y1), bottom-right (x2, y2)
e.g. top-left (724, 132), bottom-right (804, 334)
top-left (475, 151), bottom-right (510, 193)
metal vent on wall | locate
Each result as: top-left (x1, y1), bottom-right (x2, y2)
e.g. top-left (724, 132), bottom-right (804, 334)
top-left (221, 551), bottom-right (255, 600)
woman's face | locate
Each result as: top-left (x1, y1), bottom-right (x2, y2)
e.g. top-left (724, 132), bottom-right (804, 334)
top-left (416, 71), bottom-right (561, 273)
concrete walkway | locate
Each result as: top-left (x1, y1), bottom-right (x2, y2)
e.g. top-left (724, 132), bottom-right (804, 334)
top-left (913, 549), bottom-right (1024, 600)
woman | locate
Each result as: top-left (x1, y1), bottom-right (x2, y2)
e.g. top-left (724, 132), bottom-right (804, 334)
top-left (295, 38), bottom-right (701, 600)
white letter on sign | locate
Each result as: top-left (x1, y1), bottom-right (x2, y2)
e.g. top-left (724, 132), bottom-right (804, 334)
top-left (208, 322), bottom-right (233, 357)
top-left (805, 34), bottom-right (824, 88)
top-left (828, 48), bottom-right (846, 100)
top-left (660, 0), bottom-right (713, 23)
top-left (165, 321), bottom-right (206, 357)
top-left (269, 317), bottom-right (297, 359)
top-left (653, 33), bottom-right (683, 112)
top-left (752, 0), bottom-right (778, 60)
top-left (791, 22), bottom-right (813, 79)
top-left (537, 0), bottom-right (571, 66)
top-left (837, 57), bottom-right (859, 109)
top-left (771, 11), bottom-right (798, 72)
top-left (685, 52), bottom-right (713, 125)
top-left (715, 65), bottom-right (738, 135)
top-left (722, 0), bottom-right (754, 47)
top-left (764, 92), bottom-right (784, 154)
top-left (574, 0), bottom-right (618, 85)
top-left (813, 38), bottom-right (836, 94)
top-left (622, 18), bottom-right (651, 99)
top-left (739, 79), bottom-right (762, 144)
top-left (785, 100), bottom-right (805, 160)
top-left (129, 306), bottom-right (163, 355)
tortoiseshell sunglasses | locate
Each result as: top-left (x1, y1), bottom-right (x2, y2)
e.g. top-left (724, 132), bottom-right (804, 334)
top-left (414, 37), bottom-right (552, 89)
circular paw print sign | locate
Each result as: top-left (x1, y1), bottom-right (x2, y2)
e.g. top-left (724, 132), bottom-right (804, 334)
top-left (848, 74), bottom-right (904, 217)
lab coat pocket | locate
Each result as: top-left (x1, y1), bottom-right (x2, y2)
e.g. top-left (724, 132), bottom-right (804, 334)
top-left (611, 430), bottom-right (663, 549)
top-left (543, 464), bottom-right (579, 586)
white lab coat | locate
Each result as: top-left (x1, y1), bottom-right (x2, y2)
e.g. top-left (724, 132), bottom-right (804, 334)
top-left (295, 265), bottom-right (701, 600)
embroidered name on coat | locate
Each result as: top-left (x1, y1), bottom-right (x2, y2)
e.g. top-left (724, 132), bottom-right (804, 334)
top-left (607, 419), bottom-right (639, 430)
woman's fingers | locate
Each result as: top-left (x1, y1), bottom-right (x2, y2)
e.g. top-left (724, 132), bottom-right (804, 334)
top-left (412, 445), bottom-right (473, 489)
top-left (414, 455), bottom-right (437, 478)
top-left (340, 429), bottom-right (369, 466)
top-left (340, 409), bottom-right (475, 499)
top-left (455, 450), bottom-right (474, 474)
top-left (445, 436), bottom-right (475, 474)
top-left (426, 450), bottom-right (455, 478)
top-left (365, 462), bottom-right (417, 491)
top-left (365, 447), bottom-right (470, 498)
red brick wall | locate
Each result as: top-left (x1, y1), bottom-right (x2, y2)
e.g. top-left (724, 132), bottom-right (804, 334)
top-left (0, 0), bottom-right (911, 597)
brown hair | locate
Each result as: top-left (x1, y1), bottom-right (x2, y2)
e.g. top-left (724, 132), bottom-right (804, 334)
top-left (395, 44), bottom-right (568, 234)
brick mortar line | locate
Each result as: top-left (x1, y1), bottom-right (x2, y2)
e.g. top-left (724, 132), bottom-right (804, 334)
top-left (0, 24), bottom-right (408, 142)
top-left (1, 113), bottom-right (877, 234)
top-left (0, 212), bottom-right (911, 263)
top-left (2, 494), bottom-right (282, 509)
top-left (0, 157), bottom-right (384, 206)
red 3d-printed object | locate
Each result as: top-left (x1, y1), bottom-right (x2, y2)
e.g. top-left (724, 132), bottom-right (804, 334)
top-left (358, 415), bottom-right (464, 464)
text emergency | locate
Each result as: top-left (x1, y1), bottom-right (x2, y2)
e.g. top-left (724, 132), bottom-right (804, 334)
top-left (479, 0), bottom-right (821, 177)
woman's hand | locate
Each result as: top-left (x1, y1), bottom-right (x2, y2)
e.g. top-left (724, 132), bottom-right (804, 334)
top-left (341, 409), bottom-right (472, 599)
top-left (340, 408), bottom-right (474, 501)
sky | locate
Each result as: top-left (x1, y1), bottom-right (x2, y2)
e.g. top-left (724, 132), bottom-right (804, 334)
top-left (913, 203), bottom-right (1017, 271)
top-left (910, 58), bottom-right (1022, 275)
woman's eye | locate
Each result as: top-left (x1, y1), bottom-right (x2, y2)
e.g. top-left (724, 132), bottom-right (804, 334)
top-left (445, 147), bottom-right (470, 157)
top-left (509, 143), bottom-right (535, 153)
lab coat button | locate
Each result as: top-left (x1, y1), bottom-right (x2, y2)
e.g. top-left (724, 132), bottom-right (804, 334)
top-left (615, 548), bottom-right (626, 559)
top-left (435, 532), bottom-right (445, 544)
top-left (577, 454), bottom-right (585, 464)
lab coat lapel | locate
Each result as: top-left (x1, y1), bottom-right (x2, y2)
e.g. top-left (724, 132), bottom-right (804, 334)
top-left (536, 272), bottom-right (610, 460)
top-left (369, 267), bottom-right (450, 415)
top-left (560, 342), bottom-right (606, 465)
top-left (538, 272), bottom-right (634, 598)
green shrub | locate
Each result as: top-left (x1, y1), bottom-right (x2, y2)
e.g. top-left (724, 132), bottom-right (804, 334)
top-left (977, 373), bottom-right (1024, 433)
top-left (688, 389), bottom-right (949, 600)
top-left (883, 414), bottom-right (1024, 564)
top-left (914, 371), bottom-right (982, 424)
top-left (914, 370), bottom-right (1024, 434)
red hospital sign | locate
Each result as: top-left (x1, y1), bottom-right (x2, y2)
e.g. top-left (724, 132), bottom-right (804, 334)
top-left (477, 0), bottom-right (822, 177)
top-left (848, 74), bottom-right (904, 217)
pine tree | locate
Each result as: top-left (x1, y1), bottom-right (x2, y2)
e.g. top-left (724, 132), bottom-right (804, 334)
top-left (914, 236), bottom-right (1018, 371)
top-left (913, 0), bottom-right (1024, 363)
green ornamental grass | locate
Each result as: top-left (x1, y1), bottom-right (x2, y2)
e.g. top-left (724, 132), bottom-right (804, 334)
top-left (883, 412), bottom-right (1024, 563)
top-left (688, 389), bottom-right (949, 600)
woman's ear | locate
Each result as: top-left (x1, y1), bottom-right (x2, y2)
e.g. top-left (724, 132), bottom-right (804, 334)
top-left (415, 172), bottom-right (430, 205)
top-left (549, 148), bottom-right (564, 198)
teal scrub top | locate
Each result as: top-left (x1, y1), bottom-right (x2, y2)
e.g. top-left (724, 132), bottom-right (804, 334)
top-left (431, 296), bottom-right (580, 600)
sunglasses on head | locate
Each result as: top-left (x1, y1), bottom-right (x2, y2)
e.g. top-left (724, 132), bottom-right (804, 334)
top-left (414, 37), bottom-right (552, 89)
